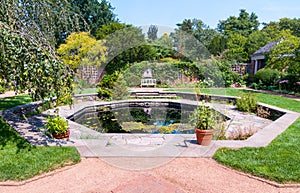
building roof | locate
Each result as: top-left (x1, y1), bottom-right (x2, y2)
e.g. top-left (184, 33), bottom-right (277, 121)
top-left (252, 42), bottom-right (277, 56)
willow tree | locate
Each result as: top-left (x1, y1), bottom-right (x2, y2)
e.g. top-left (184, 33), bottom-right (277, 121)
top-left (0, 0), bottom-right (84, 102)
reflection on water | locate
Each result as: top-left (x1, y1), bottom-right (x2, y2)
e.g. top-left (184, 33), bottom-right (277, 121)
top-left (73, 104), bottom-right (196, 134)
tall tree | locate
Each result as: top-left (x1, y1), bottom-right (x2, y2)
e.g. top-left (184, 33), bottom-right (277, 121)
top-left (96, 22), bottom-right (130, 40)
top-left (147, 25), bottom-right (158, 41)
top-left (171, 19), bottom-right (214, 60)
top-left (223, 33), bottom-right (248, 62)
top-left (97, 24), bottom-right (156, 74)
top-left (70, 0), bottom-right (117, 38)
top-left (207, 34), bottom-right (227, 56)
top-left (0, 0), bottom-right (78, 101)
top-left (217, 9), bottom-right (259, 37)
top-left (57, 32), bottom-right (107, 71)
top-left (263, 18), bottom-right (300, 38)
top-left (245, 31), bottom-right (271, 56)
top-left (152, 33), bottom-right (176, 59)
top-left (0, 0), bottom-right (81, 51)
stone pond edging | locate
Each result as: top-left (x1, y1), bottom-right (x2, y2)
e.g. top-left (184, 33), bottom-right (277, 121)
top-left (0, 93), bottom-right (299, 157)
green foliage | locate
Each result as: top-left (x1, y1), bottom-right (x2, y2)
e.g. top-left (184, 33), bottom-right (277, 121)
top-left (175, 19), bottom-right (218, 48)
top-left (254, 68), bottom-right (282, 86)
top-left (0, 0), bottom-right (82, 48)
top-left (151, 33), bottom-right (177, 59)
top-left (263, 18), bottom-right (300, 38)
top-left (111, 74), bottom-right (128, 100)
top-left (236, 93), bottom-right (258, 113)
top-left (207, 34), bottom-right (227, 56)
top-left (101, 25), bottom-right (156, 74)
top-left (96, 22), bottom-right (128, 40)
top-left (0, 86), bottom-right (5, 94)
top-left (98, 72), bottom-right (119, 89)
top-left (223, 33), bottom-right (248, 62)
top-left (267, 30), bottom-right (300, 75)
top-left (57, 32), bottom-right (107, 70)
top-left (147, 25), bottom-right (158, 40)
top-left (97, 72), bottom-right (121, 100)
top-left (0, 22), bottom-right (73, 102)
top-left (121, 122), bottom-right (146, 132)
top-left (158, 126), bottom-right (174, 134)
top-left (171, 22), bottom-right (211, 61)
top-left (45, 116), bottom-right (69, 135)
top-left (97, 88), bottom-right (112, 99)
top-left (245, 31), bottom-right (271, 56)
top-left (70, 0), bottom-right (116, 37)
top-left (217, 9), bottom-right (259, 37)
top-left (189, 102), bottom-right (223, 130)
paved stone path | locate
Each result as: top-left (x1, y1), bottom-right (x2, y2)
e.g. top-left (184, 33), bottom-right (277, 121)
top-left (1, 158), bottom-right (299, 193)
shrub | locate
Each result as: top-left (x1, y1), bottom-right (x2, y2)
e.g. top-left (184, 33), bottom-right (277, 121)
top-left (236, 93), bottom-right (257, 113)
top-left (112, 74), bottom-right (128, 100)
top-left (97, 88), bottom-right (112, 99)
top-left (0, 86), bottom-right (5, 94)
top-left (254, 68), bottom-right (282, 86)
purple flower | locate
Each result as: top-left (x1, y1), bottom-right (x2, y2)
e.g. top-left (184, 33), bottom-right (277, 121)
top-left (295, 82), bottom-right (300, 85)
top-left (279, 80), bottom-right (288, 84)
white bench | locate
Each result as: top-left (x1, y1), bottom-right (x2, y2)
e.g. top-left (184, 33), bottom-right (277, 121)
top-left (140, 79), bottom-right (156, 87)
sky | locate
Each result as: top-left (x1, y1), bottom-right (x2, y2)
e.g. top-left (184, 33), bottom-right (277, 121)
top-left (109, 0), bottom-right (300, 36)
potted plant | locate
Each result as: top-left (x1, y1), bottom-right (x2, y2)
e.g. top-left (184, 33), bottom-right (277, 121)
top-left (190, 101), bottom-right (221, 145)
top-left (45, 115), bottom-right (70, 139)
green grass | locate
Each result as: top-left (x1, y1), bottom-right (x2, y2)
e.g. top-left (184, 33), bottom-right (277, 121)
top-left (169, 88), bottom-right (300, 113)
top-left (169, 88), bottom-right (300, 183)
top-left (0, 96), bottom-right (80, 182)
top-left (0, 95), bottom-right (32, 110)
top-left (173, 88), bottom-right (300, 183)
top-left (213, 118), bottom-right (300, 183)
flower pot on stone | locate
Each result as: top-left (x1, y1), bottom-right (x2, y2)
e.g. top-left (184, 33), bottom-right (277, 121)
top-left (190, 101), bottom-right (221, 146)
top-left (45, 115), bottom-right (70, 139)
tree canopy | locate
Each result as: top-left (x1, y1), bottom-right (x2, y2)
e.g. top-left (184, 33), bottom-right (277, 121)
top-left (267, 30), bottom-right (300, 75)
top-left (218, 9), bottom-right (259, 37)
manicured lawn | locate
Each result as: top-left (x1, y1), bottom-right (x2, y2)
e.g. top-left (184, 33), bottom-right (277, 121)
top-left (0, 96), bottom-right (80, 181)
top-left (171, 88), bottom-right (300, 183)
top-left (0, 95), bottom-right (32, 110)
top-left (170, 88), bottom-right (300, 113)
top-left (213, 118), bottom-right (300, 183)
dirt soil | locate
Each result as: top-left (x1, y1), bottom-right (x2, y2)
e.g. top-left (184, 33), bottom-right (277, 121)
top-left (1, 158), bottom-right (299, 193)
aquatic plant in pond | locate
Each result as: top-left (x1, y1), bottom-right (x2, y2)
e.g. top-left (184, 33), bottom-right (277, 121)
top-left (73, 103), bottom-right (197, 134)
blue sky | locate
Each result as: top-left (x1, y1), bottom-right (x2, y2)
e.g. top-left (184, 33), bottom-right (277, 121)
top-left (109, 0), bottom-right (300, 35)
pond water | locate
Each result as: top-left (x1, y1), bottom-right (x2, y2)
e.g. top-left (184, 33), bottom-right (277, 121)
top-left (71, 102), bottom-right (198, 134)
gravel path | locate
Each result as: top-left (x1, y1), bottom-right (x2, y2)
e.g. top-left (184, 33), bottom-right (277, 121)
top-left (1, 158), bottom-right (299, 193)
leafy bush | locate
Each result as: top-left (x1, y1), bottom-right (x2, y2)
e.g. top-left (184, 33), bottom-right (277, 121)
top-left (97, 88), bottom-right (112, 99)
top-left (112, 74), bottom-right (128, 100)
top-left (254, 68), bottom-right (282, 86)
top-left (0, 86), bottom-right (5, 94)
top-left (236, 93), bottom-right (258, 113)
top-left (45, 116), bottom-right (68, 135)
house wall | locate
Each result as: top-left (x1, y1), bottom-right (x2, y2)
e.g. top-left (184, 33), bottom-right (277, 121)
top-left (249, 54), bottom-right (266, 78)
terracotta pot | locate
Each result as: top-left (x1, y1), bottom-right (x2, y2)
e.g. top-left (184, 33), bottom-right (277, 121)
top-left (52, 129), bottom-right (70, 139)
top-left (195, 128), bottom-right (214, 146)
